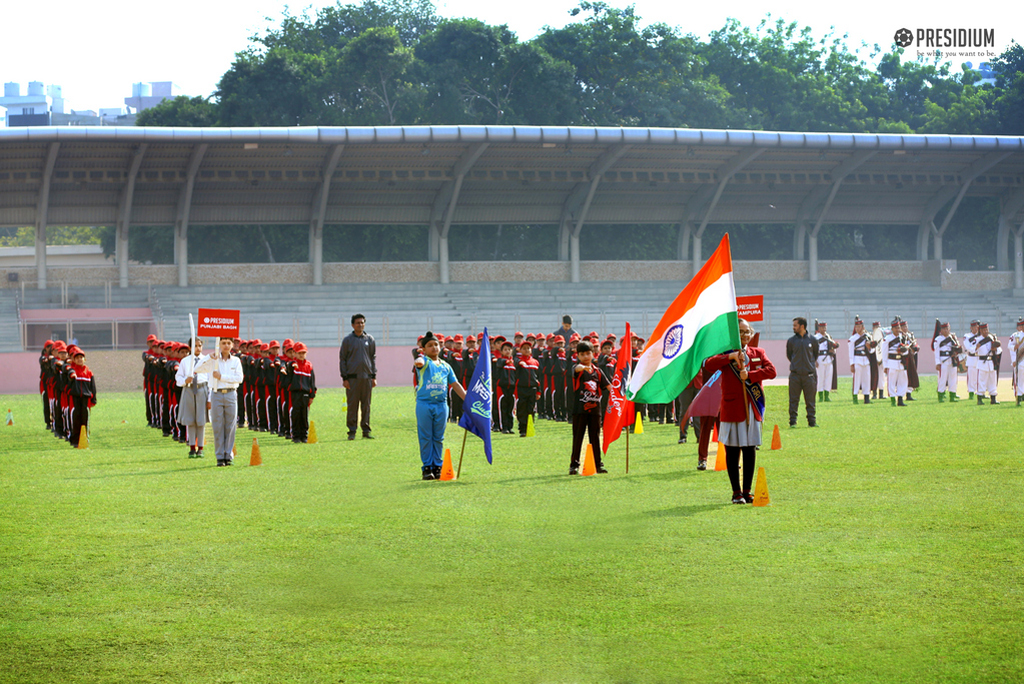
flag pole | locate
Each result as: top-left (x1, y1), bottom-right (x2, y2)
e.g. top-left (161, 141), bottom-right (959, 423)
top-left (625, 417), bottom-right (630, 474)
top-left (456, 428), bottom-right (469, 479)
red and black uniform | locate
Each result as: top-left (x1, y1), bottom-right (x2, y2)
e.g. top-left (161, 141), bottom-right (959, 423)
top-left (569, 364), bottom-right (609, 471)
top-left (165, 350), bottom-right (182, 441)
top-left (39, 343), bottom-right (53, 429)
top-left (65, 358), bottom-right (96, 447)
top-left (285, 354), bottom-right (316, 442)
top-left (496, 354), bottom-right (517, 434)
top-left (515, 353), bottom-right (540, 436)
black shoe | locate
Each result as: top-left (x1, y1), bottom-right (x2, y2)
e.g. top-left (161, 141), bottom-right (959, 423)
top-left (217, 461), bottom-right (226, 467)
top-left (897, 397), bottom-right (906, 406)
top-left (348, 433), bottom-right (356, 441)
top-left (363, 433), bottom-right (374, 439)
top-left (906, 394), bottom-right (915, 401)
top-left (697, 459), bottom-right (707, 471)
top-left (808, 422), bottom-right (818, 427)
top-left (188, 447), bottom-right (196, 458)
top-left (433, 466), bottom-right (442, 479)
top-left (196, 449), bottom-right (204, 458)
top-left (732, 491), bottom-right (746, 504)
top-left (596, 465), bottom-right (608, 474)
top-left (742, 491), bottom-right (754, 504)
top-left (990, 396), bottom-right (999, 405)
top-left (569, 466), bottom-right (579, 475)
top-left (519, 433), bottom-right (527, 437)
top-left (678, 437), bottom-right (687, 444)
top-left (422, 470), bottom-right (435, 480)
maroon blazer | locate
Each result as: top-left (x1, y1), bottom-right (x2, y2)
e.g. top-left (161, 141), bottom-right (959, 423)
top-left (703, 345), bottom-right (777, 423)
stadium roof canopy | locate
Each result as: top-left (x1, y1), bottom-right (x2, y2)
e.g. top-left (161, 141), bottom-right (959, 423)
top-left (2, 125), bottom-right (1023, 287)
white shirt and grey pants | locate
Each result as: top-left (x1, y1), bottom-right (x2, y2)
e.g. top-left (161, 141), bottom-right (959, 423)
top-left (209, 355), bottom-right (244, 465)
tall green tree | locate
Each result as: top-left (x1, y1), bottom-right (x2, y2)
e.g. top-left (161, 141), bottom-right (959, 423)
top-left (136, 96), bottom-right (219, 127)
top-left (537, 2), bottom-right (735, 128)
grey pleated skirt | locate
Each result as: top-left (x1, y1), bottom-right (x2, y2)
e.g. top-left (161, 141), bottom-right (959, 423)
top-left (178, 384), bottom-right (208, 425)
top-left (718, 404), bottom-right (762, 447)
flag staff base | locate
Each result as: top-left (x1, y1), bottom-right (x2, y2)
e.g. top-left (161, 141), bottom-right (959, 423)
top-left (456, 428), bottom-right (469, 479)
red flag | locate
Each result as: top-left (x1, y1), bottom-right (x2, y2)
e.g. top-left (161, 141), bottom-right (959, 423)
top-left (603, 323), bottom-right (635, 454)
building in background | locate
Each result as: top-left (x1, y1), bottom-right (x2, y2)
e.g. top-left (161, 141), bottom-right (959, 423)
top-left (1, 80), bottom-right (182, 126)
top-left (0, 81), bottom-right (63, 126)
top-left (124, 81), bottom-right (181, 113)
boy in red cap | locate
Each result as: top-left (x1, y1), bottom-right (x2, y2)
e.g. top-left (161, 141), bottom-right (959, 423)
top-left (283, 343), bottom-right (317, 442)
top-left (65, 346), bottom-right (97, 447)
top-left (516, 340), bottom-right (541, 436)
top-left (65, 344), bottom-right (96, 446)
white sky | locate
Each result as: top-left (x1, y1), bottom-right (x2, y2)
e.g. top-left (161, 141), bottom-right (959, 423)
top-left (1, 0), bottom-right (1020, 114)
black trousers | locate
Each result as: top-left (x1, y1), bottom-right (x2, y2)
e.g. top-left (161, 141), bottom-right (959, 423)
top-left (517, 391), bottom-right (536, 435)
top-left (498, 386), bottom-right (515, 431)
top-left (70, 396), bottom-right (89, 447)
top-left (570, 412), bottom-right (603, 468)
top-left (725, 445), bottom-right (756, 493)
top-left (788, 372), bottom-right (817, 425)
top-left (291, 391), bottom-right (310, 441)
top-left (346, 378), bottom-right (373, 435)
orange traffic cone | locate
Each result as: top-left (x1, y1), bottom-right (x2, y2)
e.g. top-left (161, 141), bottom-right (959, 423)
top-left (581, 444), bottom-right (597, 476)
top-left (771, 424), bottom-right (782, 450)
top-left (714, 441), bottom-right (726, 471)
top-left (250, 438), bottom-right (262, 466)
top-left (752, 467), bottom-right (770, 506)
top-left (712, 421), bottom-right (719, 443)
top-left (439, 448), bottom-right (455, 480)
top-left (5, 410), bottom-right (12, 426)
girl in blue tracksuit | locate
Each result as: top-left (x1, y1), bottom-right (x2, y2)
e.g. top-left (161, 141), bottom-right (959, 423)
top-left (414, 331), bottom-right (467, 480)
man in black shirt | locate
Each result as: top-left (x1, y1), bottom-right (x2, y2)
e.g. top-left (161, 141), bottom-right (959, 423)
top-left (786, 317), bottom-right (818, 427)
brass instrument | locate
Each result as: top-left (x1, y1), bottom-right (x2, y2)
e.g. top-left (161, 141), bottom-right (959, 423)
top-left (948, 331), bottom-right (967, 373)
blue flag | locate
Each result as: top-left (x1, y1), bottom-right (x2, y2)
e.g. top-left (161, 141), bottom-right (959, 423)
top-left (457, 327), bottom-right (493, 464)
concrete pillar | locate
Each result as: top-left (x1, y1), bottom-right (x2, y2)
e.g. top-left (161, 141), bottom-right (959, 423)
top-left (440, 234), bottom-right (450, 285)
top-left (35, 223), bottom-right (47, 290)
top-left (559, 221), bottom-right (570, 262)
top-left (428, 224), bottom-right (440, 262)
top-left (1015, 226), bottom-right (1024, 290)
top-left (176, 224), bottom-right (188, 287)
top-left (692, 234), bottom-right (702, 274)
top-left (793, 222), bottom-right (806, 260)
top-left (997, 214), bottom-right (1011, 271)
top-left (677, 223), bottom-right (691, 261)
top-left (310, 222), bottom-right (323, 286)
top-left (570, 233), bottom-right (580, 283)
top-left (809, 232), bottom-right (819, 282)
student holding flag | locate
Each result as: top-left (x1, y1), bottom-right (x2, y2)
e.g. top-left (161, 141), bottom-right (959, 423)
top-left (702, 319), bottom-right (776, 504)
top-left (414, 331), bottom-right (467, 480)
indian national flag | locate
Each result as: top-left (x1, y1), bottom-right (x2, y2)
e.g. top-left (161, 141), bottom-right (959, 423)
top-left (626, 234), bottom-right (740, 404)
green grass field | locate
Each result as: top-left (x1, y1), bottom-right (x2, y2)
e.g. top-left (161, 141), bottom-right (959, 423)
top-left (2, 381), bottom-right (1023, 683)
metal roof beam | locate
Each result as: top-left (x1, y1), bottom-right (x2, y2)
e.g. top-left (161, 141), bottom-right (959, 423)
top-left (34, 142), bottom-right (59, 290)
top-left (310, 144), bottom-right (344, 285)
top-left (436, 142), bottom-right (488, 283)
top-left (690, 148), bottom-right (764, 270)
top-left (175, 144), bottom-right (208, 287)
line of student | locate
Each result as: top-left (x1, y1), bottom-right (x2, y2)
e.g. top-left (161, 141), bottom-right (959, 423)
top-left (38, 340), bottom-right (97, 447)
top-left (141, 336), bottom-right (317, 457)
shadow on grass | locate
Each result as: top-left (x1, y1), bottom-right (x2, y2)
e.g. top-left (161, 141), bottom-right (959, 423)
top-left (640, 503), bottom-right (726, 518)
top-left (63, 464), bottom-right (216, 480)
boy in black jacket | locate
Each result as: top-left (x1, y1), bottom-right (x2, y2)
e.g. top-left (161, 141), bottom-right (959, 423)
top-left (568, 341), bottom-right (609, 475)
